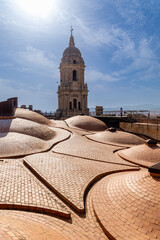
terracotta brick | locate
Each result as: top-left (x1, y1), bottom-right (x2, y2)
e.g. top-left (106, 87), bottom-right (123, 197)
top-left (92, 171), bottom-right (160, 240)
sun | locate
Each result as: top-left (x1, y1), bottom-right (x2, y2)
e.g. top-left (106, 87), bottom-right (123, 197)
top-left (16, 0), bottom-right (54, 18)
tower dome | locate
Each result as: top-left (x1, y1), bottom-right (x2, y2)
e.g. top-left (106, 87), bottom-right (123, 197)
top-left (63, 46), bottom-right (81, 58)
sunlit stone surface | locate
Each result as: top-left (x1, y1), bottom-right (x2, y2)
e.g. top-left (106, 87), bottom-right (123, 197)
top-left (118, 142), bottom-right (160, 167)
top-left (87, 129), bottom-right (144, 146)
top-left (66, 115), bottom-right (107, 131)
top-left (0, 111), bottom-right (159, 240)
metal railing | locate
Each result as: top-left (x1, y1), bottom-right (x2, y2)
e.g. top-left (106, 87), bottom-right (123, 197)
top-left (90, 110), bottom-right (150, 117)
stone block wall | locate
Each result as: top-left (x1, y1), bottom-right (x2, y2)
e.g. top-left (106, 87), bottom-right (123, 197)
top-left (120, 122), bottom-right (160, 141)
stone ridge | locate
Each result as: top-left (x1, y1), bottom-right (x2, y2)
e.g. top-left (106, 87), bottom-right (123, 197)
top-left (24, 152), bottom-right (139, 213)
top-left (0, 159), bottom-right (70, 219)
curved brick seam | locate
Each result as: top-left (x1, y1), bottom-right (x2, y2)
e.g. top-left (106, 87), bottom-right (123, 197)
top-left (52, 150), bottom-right (137, 168)
top-left (85, 135), bottom-right (134, 148)
top-left (117, 151), bottom-right (149, 168)
top-left (0, 128), bottom-right (71, 159)
top-left (0, 203), bottom-right (70, 219)
top-left (24, 159), bottom-right (85, 214)
top-left (24, 158), bottom-right (139, 214)
top-left (0, 160), bottom-right (70, 219)
top-left (52, 134), bottom-right (137, 167)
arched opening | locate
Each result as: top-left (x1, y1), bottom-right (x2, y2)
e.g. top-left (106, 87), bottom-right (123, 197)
top-left (73, 70), bottom-right (77, 81)
top-left (78, 102), bottom-right (81, 110)
top-left (73, 60), bottom-right (76, 64)
top-left (73, 99), bottom-right (77, 109)
top-left (69, 102), bottom-right (72, 110)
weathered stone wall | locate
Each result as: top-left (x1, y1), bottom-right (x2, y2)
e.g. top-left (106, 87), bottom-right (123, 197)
top-left (120, 122), bottom-right (160, 141)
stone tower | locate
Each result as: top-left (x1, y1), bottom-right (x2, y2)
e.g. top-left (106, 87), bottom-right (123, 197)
top-left (57, 30), bottom-right (89, 118)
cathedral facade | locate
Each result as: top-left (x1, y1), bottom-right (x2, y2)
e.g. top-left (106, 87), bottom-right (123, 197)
top-left (57, 31), bottom-right (89, 118)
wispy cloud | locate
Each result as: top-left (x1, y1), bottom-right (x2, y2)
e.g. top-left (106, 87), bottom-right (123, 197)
top-left (76, 18), bottom-right (135, 55)
top-left (113, 0), bottom-right (146, 26)
top-left (86, 69), bottom-right (118, 82)
top-left (114, 38), bottom-right (160, 83)
top-left (58, 14), bottom-right (136, 62)
top-left (18, 46), bottom-right (59, 78)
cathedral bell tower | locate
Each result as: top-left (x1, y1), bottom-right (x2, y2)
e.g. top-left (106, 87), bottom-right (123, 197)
top-left (57, 29), bottom-right (89, 118)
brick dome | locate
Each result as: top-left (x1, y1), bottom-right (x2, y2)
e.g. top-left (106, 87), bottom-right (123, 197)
top-left (118, 142), bottom-right (160, 167)
top-left (87, 130), bottom-right (144, 147)
top-left (66, 115), bottom-right (107, 131)
top-left (63, 46), bottom-right (81, 58)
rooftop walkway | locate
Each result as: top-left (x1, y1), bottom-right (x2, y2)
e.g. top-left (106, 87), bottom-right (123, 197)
top-left (0, 110), bottom-right (159, 240)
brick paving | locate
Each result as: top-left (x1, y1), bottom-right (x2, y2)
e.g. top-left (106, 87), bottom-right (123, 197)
top-left (0, 113), bottom-right (159, 240)
top-left (0, 211), bottom-right (70, 240)
top-left (0, 184), bottom-right (109, 240)
top-left (92, 171), bottom-right (160, 240)
top-left (0, 159), bottom-right (70, 218)
top-left (24, 152), bottom-right (139, 213)
top-left (118, 143), bottom-right (160, 167)
top-left (87, 130), bottom-right (144, 147)
top-left (53, 133), bottom-right (137, 166)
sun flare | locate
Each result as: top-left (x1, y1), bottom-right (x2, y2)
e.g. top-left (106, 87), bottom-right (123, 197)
top-left (16, 0), bottom-right (54, 18)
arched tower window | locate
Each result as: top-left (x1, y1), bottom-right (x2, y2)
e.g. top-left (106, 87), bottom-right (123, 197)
top-left (73, 70), bottom-right (77, 81)
top-left (78, 102), bottom-right (81, 110)
top-left (69, 102), bottom-right (72, 110)
top-left (73, 60), bottom-right (76, 64)
top-left (73, 99), bottom-right (77, 109)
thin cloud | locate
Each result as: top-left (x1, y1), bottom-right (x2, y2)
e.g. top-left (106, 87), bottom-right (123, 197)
top-left (113, 38), bottom-right (160, 82)
top-left (18, 46), bottom-right (59, 78)
top-left (86, 69), bottom-right (118, 82)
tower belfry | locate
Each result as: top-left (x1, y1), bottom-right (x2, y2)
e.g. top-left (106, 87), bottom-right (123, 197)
top-left (57, 30), bottom-right (89, 118)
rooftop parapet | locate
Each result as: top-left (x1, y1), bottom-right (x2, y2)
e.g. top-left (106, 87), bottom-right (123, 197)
top-left (0, 97), bottom-right (18, 117)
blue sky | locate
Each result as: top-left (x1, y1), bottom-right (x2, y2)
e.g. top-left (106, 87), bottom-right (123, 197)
top-left (0, 0), bottom-right (160, 111)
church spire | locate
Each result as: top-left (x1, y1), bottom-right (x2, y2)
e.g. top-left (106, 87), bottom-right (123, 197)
top-left (69, 26), bottom-right (75, 47)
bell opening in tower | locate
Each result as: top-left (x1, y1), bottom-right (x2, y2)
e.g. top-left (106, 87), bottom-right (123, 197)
top-left (78, 102), bottom-right (81, 110)
top-left (73, 70), bottom-right (77, 81)
top-left (73, 99), bottom-right (77, 109)
top-left (69, 102), bottom-right (72, 110)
